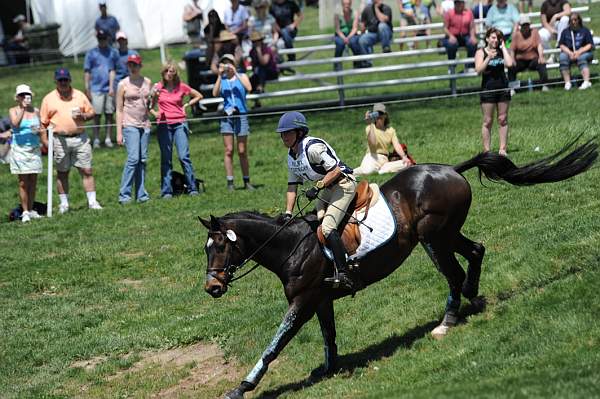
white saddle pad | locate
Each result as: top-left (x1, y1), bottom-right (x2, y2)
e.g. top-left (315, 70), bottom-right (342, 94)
top-left (322, 189), bottom-right (397, 261)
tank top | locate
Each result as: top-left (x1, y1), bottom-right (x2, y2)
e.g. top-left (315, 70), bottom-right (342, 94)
top-left (120, 76), bottom-right (151, 128)
top-left (220, 75), bottom-right (248, 114)
top-left (12, 115), bottom-right (40, 147)
top-left (481, 48), bottom-right (508, 90)
top-left (338, 11), bottom-right (353, 36)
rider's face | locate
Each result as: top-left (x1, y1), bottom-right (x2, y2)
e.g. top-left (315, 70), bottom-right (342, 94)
top-left (280, 130), bottom-right (297, 148)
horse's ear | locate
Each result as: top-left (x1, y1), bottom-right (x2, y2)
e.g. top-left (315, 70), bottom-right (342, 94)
top-left (198, 216), bottom-right (211, 230)
top-left (209, 215), bottom-right (220, 230)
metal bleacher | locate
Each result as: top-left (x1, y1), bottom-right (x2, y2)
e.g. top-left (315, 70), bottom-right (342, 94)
top-left (197, 6), bottom-right (593, 112)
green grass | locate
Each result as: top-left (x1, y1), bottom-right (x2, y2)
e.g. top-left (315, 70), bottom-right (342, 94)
top-left (1, 5), bottom-right (600, 398)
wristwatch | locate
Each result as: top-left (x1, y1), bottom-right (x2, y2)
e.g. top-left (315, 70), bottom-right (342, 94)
top-left (315, 180), bottom-right (325, 189)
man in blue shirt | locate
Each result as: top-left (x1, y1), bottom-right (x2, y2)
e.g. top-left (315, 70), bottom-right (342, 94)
top-left (95, 0), bottom-right (120, 45)
top-left (84, 30), bottom-right (118, 148)
top-left (485, 0), bottom-right (520, 42)
top-left (114, 31), bottom-right (138, 90)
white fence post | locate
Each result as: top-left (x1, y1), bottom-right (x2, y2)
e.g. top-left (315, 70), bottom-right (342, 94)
top-left (47, 126), bottom-right (53, 218)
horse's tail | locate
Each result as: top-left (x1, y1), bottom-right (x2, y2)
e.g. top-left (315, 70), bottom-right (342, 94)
top-left (453, 136), bottom-right (598, 186)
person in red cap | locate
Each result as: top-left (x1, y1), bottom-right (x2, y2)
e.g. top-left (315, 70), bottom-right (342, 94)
top-left (115, 54), bottom-right (153, 204)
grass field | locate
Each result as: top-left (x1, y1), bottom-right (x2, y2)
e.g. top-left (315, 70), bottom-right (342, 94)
top-left (1, 5), bottom-right (600, 399)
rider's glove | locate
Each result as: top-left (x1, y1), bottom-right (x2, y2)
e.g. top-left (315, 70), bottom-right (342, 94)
top-left (305, 186), bottom-right (320, 200)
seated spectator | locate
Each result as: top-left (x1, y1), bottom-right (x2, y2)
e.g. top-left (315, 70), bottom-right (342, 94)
top-left (210, 30), bottom-right (244, 75)
top-left (354, 103), bottom-right (412, 176)
top-left (225, 0), bottom-right (250, 44)
top-left (95, 0), bottom-right (120, 45)
top-left (397, 0), bottom-right (417, 50)
top-left (212, 54), bottom-right (255, 191)
top-left (183, 0), bottom-right (204, 45)
top-left (443, 0), bottom-right (477, 69)
top-left (84, 29), bottom-right (119, 149)
top-left (8, 84), bottom-right (47, 222)
top-left (249, 31), bottom-right (278, 101)
top-left (358, 0), bottom-right (393, 62)
top-left (558, 13), bottom-right (594, 90)
top-left (485, 0), bottom-right (519, 43)
top-left (249, 0), bottom-right (280, 48)
top-left (416, 0), bottom-right (441, 48)
top-left (204, 10), bottom-right (227, 63)
top-left (270, 0), bottom-right (304, 62)
top-left (472, 0), bottom-right (493, 19)
top-left (40, 67), bottom-right (102, 213)
top-left (6, 15), bottom-right (30, 65)
top-left (508, 16), bottom-right (548, 93)
top-left (539, 0), bottom-right (571, 51)
top-left (334, 0), bottom-right (361, 66)
top-left (115, 31), bottom-right (139, 89)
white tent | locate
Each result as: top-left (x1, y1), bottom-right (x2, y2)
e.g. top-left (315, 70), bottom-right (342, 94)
top-left (30, 0), bottom-right (231, 56)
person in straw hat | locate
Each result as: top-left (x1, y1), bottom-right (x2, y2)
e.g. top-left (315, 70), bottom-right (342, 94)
top-left (249, 31), bottom-right (279, 100)
top-left (210, 30), bottom-right (243, 75)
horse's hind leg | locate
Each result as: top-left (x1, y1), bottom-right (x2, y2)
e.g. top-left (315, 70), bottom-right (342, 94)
top-left (421, 241), bottom-right (466, 339)
top-left (454, 233), bottom-right (485, 300)
top-left (315, 299), bottom-right (337, 376)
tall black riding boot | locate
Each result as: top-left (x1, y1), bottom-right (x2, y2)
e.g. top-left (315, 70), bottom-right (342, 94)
top-left (324, 230), bottom-right (354, 291)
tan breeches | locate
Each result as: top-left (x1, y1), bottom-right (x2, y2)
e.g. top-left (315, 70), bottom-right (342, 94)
top-left (316, 176), bottom-right (357, 237)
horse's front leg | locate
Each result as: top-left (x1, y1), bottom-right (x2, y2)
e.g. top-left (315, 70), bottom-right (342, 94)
top-left (313, 298), bottom-right (337, 377)
top-left (224, 302), bottom-right (316, 399)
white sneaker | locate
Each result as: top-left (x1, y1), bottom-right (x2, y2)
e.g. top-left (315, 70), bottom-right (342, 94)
top-left (58, 203), bottom-right (69, 214)
top-left (93, 139), bottom-right (101, 149)
top-left (88, 201), bottom-right (103, 210)
top-left (564, 82), bottom-right (572, 91)
top-left (510, 89), bottom-right (516, 97)
top-left (29, 210), bottom-right (42, 219)
top-left (541, 85), bottom-right (550, 92)
top-left (21, 211), bottom-right (31, 223)
top-left (579, 81), bottom-right (592, 90)
top-left (104, 138), bottom-right (114, 148)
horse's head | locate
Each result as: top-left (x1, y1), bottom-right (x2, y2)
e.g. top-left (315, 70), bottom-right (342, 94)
top-left (198, 215), bottom-right (244, 298)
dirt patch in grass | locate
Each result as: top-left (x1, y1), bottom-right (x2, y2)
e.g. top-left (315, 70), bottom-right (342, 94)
top-left (118, 278), bottom-right (145, 291)
top-left (71, 355), bottom-right (108, 371)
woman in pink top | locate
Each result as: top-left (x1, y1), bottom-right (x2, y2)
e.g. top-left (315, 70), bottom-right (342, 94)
top-left (116, 54), bottom-right (152, 204)
top-left (150, 61), bottom-right (203, 198)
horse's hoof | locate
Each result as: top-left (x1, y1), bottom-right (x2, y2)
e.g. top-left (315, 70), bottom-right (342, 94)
top-left (310, 365), bottom-right (336, 380)
top-left (431, 323), bottom-right (450, 340)
top-left (462, 283), bottom-right (479, 300)
top-left (469, 296), bottom-right (487, 310)
top-left (224, 388), bottom-right (244, 399)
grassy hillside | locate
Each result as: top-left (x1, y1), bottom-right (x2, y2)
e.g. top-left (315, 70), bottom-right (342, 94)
top-left (1, 5), bottom-right (600, 398)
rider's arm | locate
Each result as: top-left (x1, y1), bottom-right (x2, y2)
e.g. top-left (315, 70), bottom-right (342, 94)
top-left (316, 166), bottom-right (342, 189)
top-left (286, 184), bottom-right (298, 214)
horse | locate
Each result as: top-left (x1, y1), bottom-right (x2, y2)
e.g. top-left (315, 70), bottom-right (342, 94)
top-left (199, 139), bottom-right (597, 399)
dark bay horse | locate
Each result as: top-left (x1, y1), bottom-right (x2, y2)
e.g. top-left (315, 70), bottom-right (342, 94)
top-left (199, 140), bottom-right (597, 399)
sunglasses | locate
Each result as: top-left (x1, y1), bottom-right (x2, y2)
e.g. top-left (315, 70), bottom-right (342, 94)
top-left (57, 78), bottom-right (70, 82)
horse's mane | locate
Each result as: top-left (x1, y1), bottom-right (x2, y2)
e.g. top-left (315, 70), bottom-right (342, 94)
top-left (221, 210), bottom-right (277, 223)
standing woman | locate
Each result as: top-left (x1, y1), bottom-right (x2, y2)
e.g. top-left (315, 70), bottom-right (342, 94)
top-left (9, 84), bottom-right (47, 222)
top-left (116, 54), bottom-right (151, 204)
top-left (212, 54), bottom-right (255, 191)
top-left (475, 27), bottom-right (514, 156)
top-left (150, 61), bottom-right (203, 198)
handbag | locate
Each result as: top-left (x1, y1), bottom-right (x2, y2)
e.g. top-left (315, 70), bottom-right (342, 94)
top-left (388, 143), bottom-right (416, 165)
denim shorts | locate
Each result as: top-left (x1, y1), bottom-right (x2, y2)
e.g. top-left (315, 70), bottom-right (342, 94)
top-left (220, 114), bottom-right (249, 136)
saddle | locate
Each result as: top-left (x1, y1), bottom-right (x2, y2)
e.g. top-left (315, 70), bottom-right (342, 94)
top-left (316, 180), bottom-right (380, 255)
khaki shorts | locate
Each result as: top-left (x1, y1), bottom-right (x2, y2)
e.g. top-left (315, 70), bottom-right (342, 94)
top-left (92, 92), bottom-right (115, 114)
top-left (53, 133), bottom-right (93, 172)
top-left (316, 175), bottom-right (357, 237)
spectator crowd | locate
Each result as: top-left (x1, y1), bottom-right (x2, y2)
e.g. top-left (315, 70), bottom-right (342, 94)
top-left (1, 0), bottom-right (596, 222)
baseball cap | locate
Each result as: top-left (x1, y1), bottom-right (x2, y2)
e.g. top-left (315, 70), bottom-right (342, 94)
top-left (519, 15), bottom-right (531, 24)
top-left (15, 84), bottom-right (32, 96)
top-left (127, 54), bottom-right (142, 65)
top-left (97, 29), bottom-right (108, 39)
top-left (13, 14), bottom-right (26, 24)
top-left (220, 54), bottom-right (236, 64)
top-left (372, 103), bottom-right (387, 114)
top-left (54, 67), bottom-right (71, 80)
top-left (116, 31), bottom-right (127, 41)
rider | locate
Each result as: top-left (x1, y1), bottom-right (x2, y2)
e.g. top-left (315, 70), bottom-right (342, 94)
top-left (278, 111), bottom-right (357, 290)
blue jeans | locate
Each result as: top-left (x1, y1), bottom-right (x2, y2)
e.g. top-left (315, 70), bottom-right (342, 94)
top-left (280, 26), bottom-right (298, 61)
top-left (559, 51), bottom-right (594, 71)
top-left (157, 122), bottom-right (198, 196)
top-left (119, 126), bottom-right (150, 203)
top-left (358, 23), bottom-right (392, 55)
top-left (443, 35), bottom-right (477, 60)
top-left (334, 35), bottom-right (362, 57)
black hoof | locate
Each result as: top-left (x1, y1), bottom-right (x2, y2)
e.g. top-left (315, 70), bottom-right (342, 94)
top-left (462, 282), bottom-right (479, 300)
top-left (469, 296), bottom-right (487, 311)
top-left (310, 365), bottom-right (336, 381)
top-left (224, 388), bottom-right (244, 399)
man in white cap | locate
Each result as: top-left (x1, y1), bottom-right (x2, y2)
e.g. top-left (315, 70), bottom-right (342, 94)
top-left (7, 14), bottom-right (30, 64)
top-left (115, 31), bottom-right (139, 90)
top-left (508, 15), bottom-right (549, 93)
